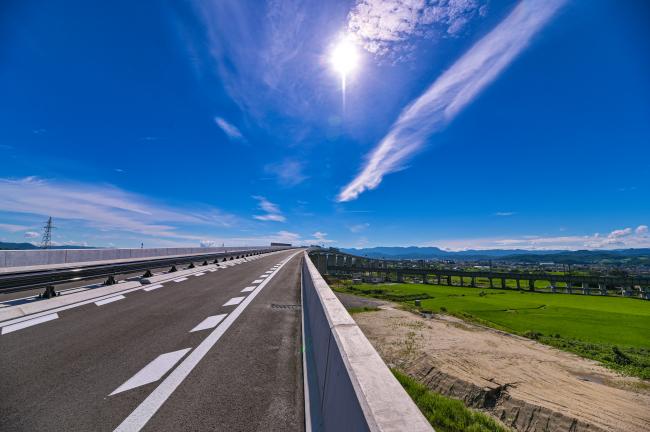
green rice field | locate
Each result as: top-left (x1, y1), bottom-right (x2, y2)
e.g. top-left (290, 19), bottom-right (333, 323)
top-left (333, 281), bottom-right (650, 379)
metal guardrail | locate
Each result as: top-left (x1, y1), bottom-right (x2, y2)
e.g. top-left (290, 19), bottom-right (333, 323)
top-left (0, 247), bottom-right (289, 296)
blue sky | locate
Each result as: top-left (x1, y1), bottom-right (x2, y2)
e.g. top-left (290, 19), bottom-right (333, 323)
top-left (1, 0), bottom-right (649, 250)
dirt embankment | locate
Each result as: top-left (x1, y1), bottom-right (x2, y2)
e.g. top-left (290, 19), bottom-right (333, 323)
top-left (351, 305), bottom-right (650, 432)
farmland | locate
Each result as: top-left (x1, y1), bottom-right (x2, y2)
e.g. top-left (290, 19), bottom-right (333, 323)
top-left (333, 281), bottom-right (650, 379)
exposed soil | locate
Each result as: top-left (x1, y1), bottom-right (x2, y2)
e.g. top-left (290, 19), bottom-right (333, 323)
top-left (349, 302), bottom-right (650, 432)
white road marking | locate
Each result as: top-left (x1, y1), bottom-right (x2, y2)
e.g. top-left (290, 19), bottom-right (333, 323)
top-left (241, 286), bottom-right (255, 293)
top-left (193, 273), bottom-right (205, 277)
top-left (258, 275), bottom-right (268, 279)
top-left (190, 314), bottom-right (227, 332)
top-left (172, 277), bottom-right (188, 283)
top-left (252, 279), bottom-right (263, 284)
top-left (110, 348), bottom-right (191, 396)
top-left (223, 296), bottom-right (245, 306)
top-left (143, 284), bottom-right (164, 292)
top-left (113, 251), bottom-right (299, 432)
top-left (1, 313), bottom-right (59, 335)
top-left (264, 271), bottom-right (273, 274)
top-left (95, 295), bottom-right (126, 306)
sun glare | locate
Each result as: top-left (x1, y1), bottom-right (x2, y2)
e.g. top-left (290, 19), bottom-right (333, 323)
top-left (330, 38), bottom-right (359, 78)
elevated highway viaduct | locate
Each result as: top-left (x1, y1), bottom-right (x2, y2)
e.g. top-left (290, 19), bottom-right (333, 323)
top-left (0, 248), bottom-right (431, 432)
top-left (311, 251), bottom-right (650, 299)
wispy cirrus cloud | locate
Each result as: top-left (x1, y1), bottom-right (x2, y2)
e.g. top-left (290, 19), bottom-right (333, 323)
top-left (338, 0), bottom-right (566, 202)
top-left (214, 117), bottom-right (245, 141)
top-left (494, 212), bottom-right (515, 217)
top-left (252, 195), bottom-right (286, 222)
top-left (0, 177), bottom-right (237, 241)
top-left (24, 231), bottom-right (39, 238)
top-left (0, 223), bottom-right (30, 233)
top-left (348, 0), bottom-right (487, 58)
top-left (264, 158), bottom-right (308, 187)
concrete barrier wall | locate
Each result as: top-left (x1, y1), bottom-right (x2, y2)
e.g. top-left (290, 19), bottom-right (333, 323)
top-left (301, 252), bottom-right (432, 432)
top-left (0, 246), bottom-right (281, 268)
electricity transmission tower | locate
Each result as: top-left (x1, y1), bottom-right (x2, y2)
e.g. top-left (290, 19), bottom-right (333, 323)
top-left (41, 217), bottom-right (54, 249)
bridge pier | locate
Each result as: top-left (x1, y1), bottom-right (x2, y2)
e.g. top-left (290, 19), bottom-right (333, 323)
top-left (489, 278), bottom-right (494, 289)
top-left (423, 274), bottom-right (428, 284)
top-left (458, 276), bottom-right (463, 287)
top-left (447, 275), bottom-right (452, 286)
top-left (470, 276), bottom-right (476, 287)
top-left (529, 279), bottom-right (535, 292)
top-left (598, 283), bottom-right (607, 296)
top-left (516, 278), bottom-right (521, 290)
top-left (566, 282), bottom-right (572, 294)
top-left (435, 274), bottom-right (440, 285)
top-left (582, 282), bottom-right (590, 295)
top-left (501, 278), bottom-right (506, 289)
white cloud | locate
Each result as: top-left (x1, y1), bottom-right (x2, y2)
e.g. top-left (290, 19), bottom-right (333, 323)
top-left (252, 195), bottom-right (286, 222)
top-left (264, 159), bottom-right (308, 187)
top-left (494, 212), bottom-right (515, 217)
top-left (0, 177), bottom-right (236, 241)
top-left (338, 0), bottom-right (566, 202)
top-left (313, 231), bottom-right (327, 241)
top-left (214, 117), bottom-right (244, 141)
top-left (349, 223), bottom-right (370, 233)
top-left (24, 231), bottom-right (39, 238)
top-left (429, 225), bottom-right (650, 251)
top-left (348, 0), bottom-right (487, 58)
top-left (0, 223), bottom-right (30, 232)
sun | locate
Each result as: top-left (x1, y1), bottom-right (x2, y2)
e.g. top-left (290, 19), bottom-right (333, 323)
top-left (330, 38), bottom-right (359, 78)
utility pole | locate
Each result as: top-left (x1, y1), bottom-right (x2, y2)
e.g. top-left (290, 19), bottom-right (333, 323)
top-left (41, 217), bottom-right (54, 249)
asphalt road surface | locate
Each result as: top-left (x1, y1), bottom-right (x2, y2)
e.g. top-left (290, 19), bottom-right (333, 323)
top-left (0, 249), bottom-right (305, 431)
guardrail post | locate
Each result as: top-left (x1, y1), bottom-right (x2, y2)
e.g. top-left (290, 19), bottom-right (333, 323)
top-left (187, 262), bottom-right (195, 269)
top-left (142, 269), bottom-right (153, 278)
top-left (105, 275), bottom-right (117, 286)
top-left (202, 261), bottom-right (208, 266)
top-left (169, 265), bottom-right (178, 273)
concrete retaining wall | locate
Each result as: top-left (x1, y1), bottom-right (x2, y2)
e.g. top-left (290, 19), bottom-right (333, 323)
top-left (0, 246), bottom-right (278, 268)
top-left (301, 252), bottom-right (432, 432)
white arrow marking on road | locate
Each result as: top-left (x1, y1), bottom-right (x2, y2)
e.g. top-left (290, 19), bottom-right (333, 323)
top-left (223, 296), bottom-right (245, 306)
top-left (110, 348), bottom-right (191, 396)
top-left (190, 314), bottom-right (227, 332)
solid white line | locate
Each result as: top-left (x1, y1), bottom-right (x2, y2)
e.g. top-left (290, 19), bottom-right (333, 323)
top-left (223, 296), bottom-right (245, 306)
top-left (143, 284), bottom-right (164, 292)
top-left (113, 251), bottom-right (300, 432)
top-left (110, 348), bottom-right (191, 396)
top-left (95, 295), bottom-right (126, 306)
top-left (190, 314), bottom-right (227, 332)
top-left (172, 278), bottom-right (188, 283)
top-left (193, 272), bottom-right (205, 277)
top-left (1, 313), bottom-right (59, 335)
top-left (241, 286), bottom-right (255, 293)
top-left (252, 279), bottom-right (263, 284)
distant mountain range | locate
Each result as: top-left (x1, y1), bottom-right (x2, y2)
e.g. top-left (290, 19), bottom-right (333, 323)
top-left (0, 242), bottom-right (94, 250)
top-left (341, 246), bottom-right (650, 265)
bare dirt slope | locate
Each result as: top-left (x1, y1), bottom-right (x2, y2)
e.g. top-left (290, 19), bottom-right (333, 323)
top-left (353, 305), bottom-right (650, 432)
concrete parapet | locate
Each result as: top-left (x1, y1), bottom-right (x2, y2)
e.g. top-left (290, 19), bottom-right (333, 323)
top-left (301, 252), bottom-right (431, 432)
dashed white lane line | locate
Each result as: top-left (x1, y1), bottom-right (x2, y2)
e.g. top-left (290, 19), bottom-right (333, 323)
top-left (1, 313), bottom-right (59, 335)
top-left (110, 348), bottom-right (191, 396)
top-left (252, 279), bottom-right (263, 284)
top-left (95, 295), bottom-right (126, 306)
top-left (264, 271), bottom-right (273, 274)
top-left (172, 277), bottom-right (188, 283)
top-left (241, 286), bottom-right (255, 293)
top-left (112, 251), bottom-right (299, 432)
top-left (223, 296), bottom-right (245, 306)
top-left (258, 275), bottom-right (268, 279)
top-left (193, 273), bottom-right (205, 277)
top-left (190, 314), bottom-right (227, 332)
top-left (143, 284), bottom-right (164, 292)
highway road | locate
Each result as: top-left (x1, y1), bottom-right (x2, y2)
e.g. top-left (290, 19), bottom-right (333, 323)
top-left (0, 249), bottom-right (305, 431)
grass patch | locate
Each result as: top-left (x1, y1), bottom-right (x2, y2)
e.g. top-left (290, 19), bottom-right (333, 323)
top-left (393, 369), bottom-right (510, 432)
top-left (334, 282), bottom-right (650, 379)
top-left (346, 306), bottom-right (380, 314)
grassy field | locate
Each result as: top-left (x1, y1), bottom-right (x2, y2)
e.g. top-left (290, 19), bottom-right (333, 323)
top-left (333, 281), bottom-right (650, 379)
top-left (393, 369), bottom-right (510, 432)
